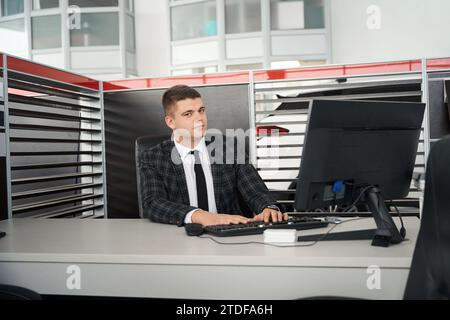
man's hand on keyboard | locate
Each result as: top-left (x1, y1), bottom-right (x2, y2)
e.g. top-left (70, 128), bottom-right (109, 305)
top-left (192, 210), bottom-right (250, 227)
top-left (249, 208), bottom-right (289, 224)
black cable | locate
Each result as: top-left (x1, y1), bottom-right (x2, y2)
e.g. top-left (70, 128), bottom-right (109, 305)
top-left (343, 185), bottom-right (373, 212)
top-left (199, 218), bottom-right (365, 248)
top-left (390, 200), bottom-right (406, 239)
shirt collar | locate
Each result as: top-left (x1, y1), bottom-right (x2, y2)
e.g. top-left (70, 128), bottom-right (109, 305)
top-left (174, 137), bottom-right (206, 161)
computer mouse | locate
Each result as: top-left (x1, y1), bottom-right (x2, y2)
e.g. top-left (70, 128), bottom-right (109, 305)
top-left (185, 223), bottom-right (204, 236)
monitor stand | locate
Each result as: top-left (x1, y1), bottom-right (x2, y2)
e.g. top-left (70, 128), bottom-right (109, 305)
top-left (298, 186), bottom-right (404, 247)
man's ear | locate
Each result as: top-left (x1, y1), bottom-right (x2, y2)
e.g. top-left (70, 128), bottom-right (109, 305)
top-left (165, 115), bottom-right (175, 130)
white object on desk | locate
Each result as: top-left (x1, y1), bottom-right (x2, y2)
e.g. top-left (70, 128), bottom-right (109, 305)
top-left (264, 229), bottom-right (297, 243)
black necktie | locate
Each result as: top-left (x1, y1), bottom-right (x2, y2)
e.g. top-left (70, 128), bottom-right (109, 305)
top-left (191, 150), bottom-right (209, 211)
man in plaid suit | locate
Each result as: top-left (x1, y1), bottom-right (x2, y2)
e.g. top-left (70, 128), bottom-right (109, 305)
top-left (138, 85), bottom-right (287, 226)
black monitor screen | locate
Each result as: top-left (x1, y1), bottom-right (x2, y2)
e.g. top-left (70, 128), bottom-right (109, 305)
top-left (294, 99), bottom-right (425, 246)
top-left (295, 99), bottom-right (425, 212)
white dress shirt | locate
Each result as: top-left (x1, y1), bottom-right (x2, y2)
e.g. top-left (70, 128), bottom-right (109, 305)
top-left (174, 138), bottom-right (218, 224)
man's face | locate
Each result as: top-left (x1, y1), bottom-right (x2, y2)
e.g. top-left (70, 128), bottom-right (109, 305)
top-left (165, 97), bottom-right (208, 144)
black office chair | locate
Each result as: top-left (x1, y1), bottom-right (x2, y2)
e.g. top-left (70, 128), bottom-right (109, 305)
top-left (0, 284), bottom-right (42, 300)
top-left (135, 134), bottom-right (172, 218)
top-left (403, 136), bottom-right (450, 300)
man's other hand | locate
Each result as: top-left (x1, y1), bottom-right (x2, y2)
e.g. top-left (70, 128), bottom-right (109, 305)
top-left (249, 208), bottom-right (289, 224)
top-left (192, 210), bottom-right (250, 227)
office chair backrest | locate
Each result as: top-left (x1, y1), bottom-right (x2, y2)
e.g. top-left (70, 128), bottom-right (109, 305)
top-left (0, 285), bottom-right (42, 300)
top-left (135, 134), bottom-right (171, 218)
top-left (404, 136), bottom-right (450, 299)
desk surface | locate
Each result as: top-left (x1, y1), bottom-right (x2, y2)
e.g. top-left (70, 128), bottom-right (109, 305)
top-left (0, 217), bottom-right (420, 299)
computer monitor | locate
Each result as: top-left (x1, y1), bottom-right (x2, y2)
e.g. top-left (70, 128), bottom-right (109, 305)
top-left (294, 99), bottom-right (425, 247)
top-left (445, 80), bottom-right (450, 122)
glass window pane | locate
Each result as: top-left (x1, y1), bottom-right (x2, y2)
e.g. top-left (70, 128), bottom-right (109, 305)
top-left (270, 0), bottom-right (324, 30)
top-left (68, 0), bottom-right (118, 7)
top-left (70, 12), bottom-right (119, 46)
top-left (32, 0), bottom-right (59, 10)
top-left (31, 15), bottom-right (62, 49)
top-left (125, 14), bottom-right (135, 50)
top-left (171, 1), bottom-right (217, 41)
top-left (304, 0), bottom-right (324, 29)
top-left (225, 0), bottom-right (261, 34)
top-left (1, 0), bottom-right (24, 16)
top-left (0, 19), bottom-right (27, 56)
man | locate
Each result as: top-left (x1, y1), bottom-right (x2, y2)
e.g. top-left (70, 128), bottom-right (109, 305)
top-left (138, 85), bottom-right (287, 226)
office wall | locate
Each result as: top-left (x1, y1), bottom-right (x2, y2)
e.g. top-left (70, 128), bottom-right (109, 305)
top-left (330, 0), bottom-right (450, 64)
top-left (104, 84), bottom-right (250, 218)
top-left (134, 0), bottom-right (171, 77)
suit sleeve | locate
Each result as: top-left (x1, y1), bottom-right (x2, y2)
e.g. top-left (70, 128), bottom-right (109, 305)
top-left (236, 163), bottom-right (283, 215)
top-left (138, 157), bottom-right (197, 226)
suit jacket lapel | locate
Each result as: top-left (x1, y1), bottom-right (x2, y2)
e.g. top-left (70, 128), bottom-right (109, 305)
top-left (164, 141), bottom-right (190, 205)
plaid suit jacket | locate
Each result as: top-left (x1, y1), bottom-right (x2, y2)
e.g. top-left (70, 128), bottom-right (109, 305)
top-left (137, 137), bottom-right (280, 225)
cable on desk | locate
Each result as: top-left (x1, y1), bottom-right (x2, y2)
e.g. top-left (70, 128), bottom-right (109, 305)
top-left (200, 218), bottom-right (365, 248)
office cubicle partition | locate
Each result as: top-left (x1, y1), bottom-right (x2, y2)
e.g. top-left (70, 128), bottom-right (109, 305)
top-left (0, 56), bottom-right (6, 220)
top-left (1, 54), bottom-right (449, 220)
top-left (103, 84), bottom-right (250, 218)
top-left (0, 53), bottom-right (107, 220)
top-left (427, 59), bottom-right (450, 145)
top-left (104, 58), bottom-right (450, 217)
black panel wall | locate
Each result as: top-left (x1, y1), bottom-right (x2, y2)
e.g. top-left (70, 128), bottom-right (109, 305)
top-left (104, 84), bottom-right (250, 218)
top-left (429, 80), bottom-right (450, 139)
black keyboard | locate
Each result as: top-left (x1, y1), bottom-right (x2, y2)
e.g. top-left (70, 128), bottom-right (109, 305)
top-left (203, 216), bottom-right (329, 237)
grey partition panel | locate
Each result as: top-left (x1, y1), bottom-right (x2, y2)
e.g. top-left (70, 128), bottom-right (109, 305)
top-left (254, 76), bottom-right (424, 215)
top-left (104, 84), bottom-right (250, 218)
top-left (9, 101), bottom-right (84, 216)
top-left (0, 157), bottom-right (6, 220)
top-left (429, 81), bottom-right (450, 139)
top-left (4, 72), bottom-right (104, 219)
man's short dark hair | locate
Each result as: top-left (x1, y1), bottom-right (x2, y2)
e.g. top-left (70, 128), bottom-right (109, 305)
top-left (162, 85), bottom-right (202, 116)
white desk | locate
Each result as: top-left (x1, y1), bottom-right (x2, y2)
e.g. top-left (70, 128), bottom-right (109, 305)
top-left (0, 217), bottom-right (419, 299)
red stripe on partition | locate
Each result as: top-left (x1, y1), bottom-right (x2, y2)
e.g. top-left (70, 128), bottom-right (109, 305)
top-left (103, 58), bottom-right (441, 92)
top-left (254, 60), bottom-right (422, 81)
top-left (427, 58), bottom-right (450, 71)
top-left (103, 72), bottom-right (250, 91)
top-left (7, 56), bottom-right (99, 91)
